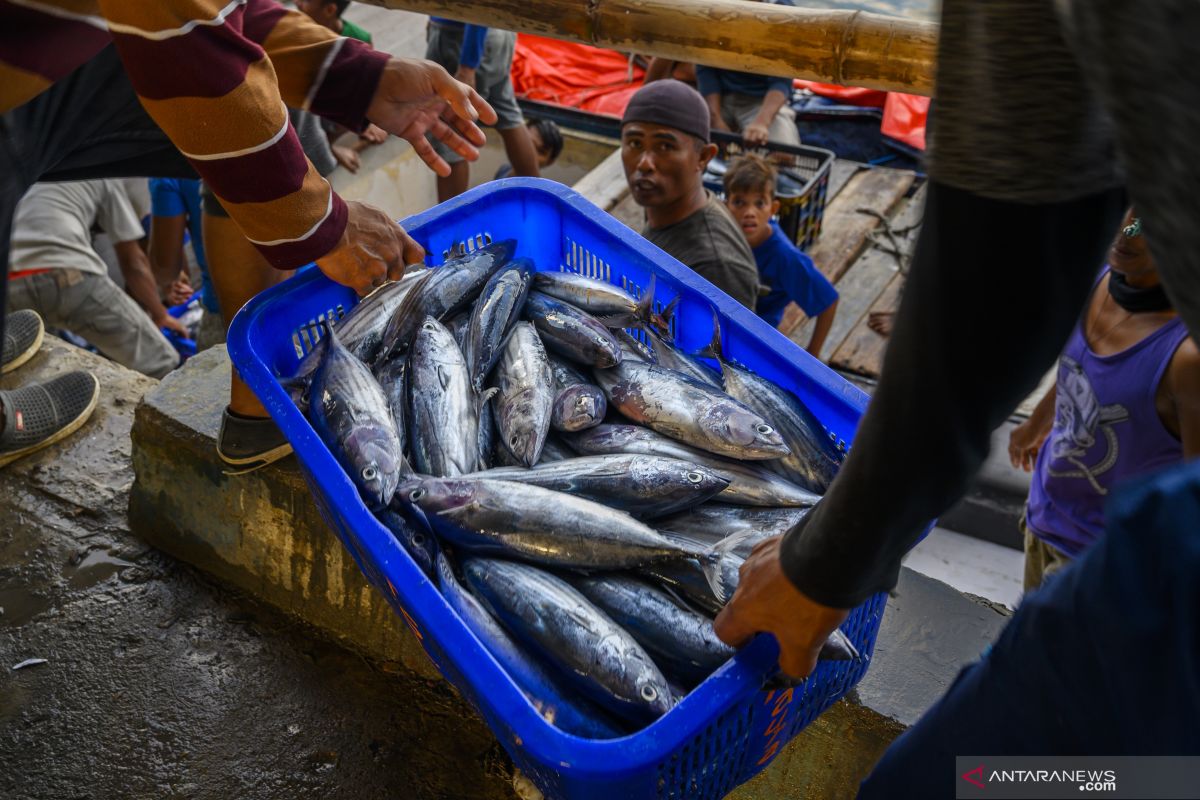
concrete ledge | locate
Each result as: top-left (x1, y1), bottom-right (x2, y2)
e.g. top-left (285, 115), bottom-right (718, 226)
top-left (128, 345), bottom-right (439, 681)
top-left (129, 346), bottom-right (1013, 799)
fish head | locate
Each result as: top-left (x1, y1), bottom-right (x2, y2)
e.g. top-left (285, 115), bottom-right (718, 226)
top-left (706, 405), bottom-right (790, 458)
top-left (346, 425), bottom-right (404, 508)
top-left (676, 464), bottom-right (729, 495)
top-left (629, 656), bottom-right (675, 719)
top-left (554, 386), bottom-right (605, 432)
top-left (399, 477), bottom-right (476, 515)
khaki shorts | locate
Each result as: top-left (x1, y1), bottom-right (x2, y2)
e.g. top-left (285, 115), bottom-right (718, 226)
top-left (8, 269), bottom-right (180, 379)
top-left (1020, 513), bottom-right (1074, 592)
top-left (426, 23), bottom-right (524, 164)
top-left (720, 92), bottom-right (801, 148)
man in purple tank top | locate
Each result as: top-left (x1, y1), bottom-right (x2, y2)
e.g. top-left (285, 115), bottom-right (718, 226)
top-left (1009, 208), bottom-right (1200, 589)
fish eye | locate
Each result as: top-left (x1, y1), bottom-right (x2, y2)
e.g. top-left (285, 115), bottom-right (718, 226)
top-left (423, 321), bottom-right (436, 330)
top-left (409, 487), bottom-right (426, 501)
top-left (510, 435), bottom-right (519, 446)
top-left (640, 685), bottom-right (658, 702)
top-left (411, 532), bottom-right (426, 547)
top-left (686, 471), bottom-right (704, 484)
top-left (755, 424), bottom-right (774, 436)
top-left (362, 466), bottom-right (378, 481)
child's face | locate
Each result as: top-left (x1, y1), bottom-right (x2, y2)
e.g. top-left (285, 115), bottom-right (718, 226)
top-left (726, 190), bottom-right (778, 248)
top-left (528, 126), bottom-right (554, 169)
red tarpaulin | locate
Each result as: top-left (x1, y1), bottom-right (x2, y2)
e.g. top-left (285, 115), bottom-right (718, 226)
top-left (880, 92), bottom-right (929, 151)
top-left (511, 34), bottom-right (645, 118)
top-left (511, 38), bottom-right (929, 150)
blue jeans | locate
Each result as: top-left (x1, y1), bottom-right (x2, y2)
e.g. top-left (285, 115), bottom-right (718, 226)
top-left (859, 461), bottom-right (1200, 798)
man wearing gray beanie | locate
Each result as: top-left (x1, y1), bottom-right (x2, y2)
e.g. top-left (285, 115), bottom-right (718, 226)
top-left (621, 80), bottom-right (760, 310)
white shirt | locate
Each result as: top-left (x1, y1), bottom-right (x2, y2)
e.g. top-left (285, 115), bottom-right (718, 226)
top-left (9, 180), bottom-right (145, 276)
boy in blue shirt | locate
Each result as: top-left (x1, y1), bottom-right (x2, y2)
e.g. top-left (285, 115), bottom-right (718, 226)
top-left (723, 154), bottom-right (838, 357)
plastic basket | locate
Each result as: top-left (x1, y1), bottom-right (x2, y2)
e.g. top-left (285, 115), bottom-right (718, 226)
top-left (702, 133), bottom-right (834, 252)
top-left (227, 178), bottom-right (885, 800)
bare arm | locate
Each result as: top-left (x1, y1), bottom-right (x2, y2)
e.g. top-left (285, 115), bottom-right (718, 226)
top-left (114, 240), bottom-right (187, 337)
top-left (806, 298), bottom-right (838, 358)
top-left (1008, 382), bottom-right (1057, 471)
top-left (704, 93), bottom-right (730, 131)
top-left (147, 214), bottom-right (186, 291)
top-left (1167, 341), bottom-right (1200, 459)
top-left (644, 57), bottom-right (677, 84)
top-left (743, 88), bottom-right (789, 146)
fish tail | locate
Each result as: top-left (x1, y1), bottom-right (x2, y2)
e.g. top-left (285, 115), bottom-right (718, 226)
top-left (695, 307), bottom-right (724, 362)
top-left (698, 529), bottom-right (754, 605)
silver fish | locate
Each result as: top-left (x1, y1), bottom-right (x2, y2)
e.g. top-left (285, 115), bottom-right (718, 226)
top-left (593, 362), bottom-right (790, 460)
top-left (377, 503), bottom-right (437, 577)
top-left (309, 325), bottom-right (404, 508)
top-left (549, 355), bottom-right (607, 433)
top-left (407, 317), bottom-right (477, 477)
top-left (699, 314), bottom-right (843, 493)
top-left (646, 534), bottom-right (859, 662)
top-left (286, 269), bottom-right (429, 409)
top-left (656, 504), bottom-right (812, 553)
top-left (643, 296), bottom-right (723, 389)
top-left (524, 291), bottom-right (623, 368)
top-left (399, 477), bottom-right (729, 571)
top-left (563, 424), bottom-right (818, 507)
top-left (445, 311), bottom-right (471, 351)
top-left (372, 354), bottom-right (408, 457)
top-left (435, 554), bottom-right (622, 738)
top-left (463, 558), bottom-right (674, 723)
top-left (493, 322), bottom-right (553, 467)
top-left (574, 574), bottom-right (734, 686)
top-left (381, 239), bottom-right (516, 357)
top-left (612, 329), bottom-right (656, 364)
top-left (532, 271), bottom-right (656, 328)
top-left (537, 436), bottom-right (575, 464)
top-left (466, 258), bottom-right (535, 392)
top-left (475, 387), bottom-right (497, 471)
top-left (468, 454), bottom-right (729, 519)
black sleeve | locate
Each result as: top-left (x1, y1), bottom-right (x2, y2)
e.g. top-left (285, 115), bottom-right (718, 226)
top-left (779, 181), bottom-right (1127, 608)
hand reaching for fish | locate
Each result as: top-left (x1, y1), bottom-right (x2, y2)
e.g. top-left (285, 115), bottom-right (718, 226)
top-left (316, 200), bottom-right (425, 296)
top-left (713, 536), bottom-right (849, 680)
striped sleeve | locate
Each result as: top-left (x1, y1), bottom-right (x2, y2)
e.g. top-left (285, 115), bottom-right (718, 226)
top-left (96, 0), bottom-right (357, 270)
top-left (244, 1), bottom-right (388, 132)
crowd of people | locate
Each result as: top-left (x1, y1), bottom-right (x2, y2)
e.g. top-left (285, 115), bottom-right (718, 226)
top-left (1, 0), bottom-right (1196, 794)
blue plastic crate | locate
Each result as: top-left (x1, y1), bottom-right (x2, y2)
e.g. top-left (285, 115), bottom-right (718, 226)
top-left (227, 178), bottom-right (886, 800)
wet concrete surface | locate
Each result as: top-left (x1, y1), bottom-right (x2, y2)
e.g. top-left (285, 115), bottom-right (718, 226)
top-left (0, 338), bottom-right (514, 800)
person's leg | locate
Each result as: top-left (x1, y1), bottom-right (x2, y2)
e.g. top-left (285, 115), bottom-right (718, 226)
top-left (61, 271), bottom-right (180, 379)
top-left (436, 162), bottom-right (471, 203)
top-left (426, 23), bottom-right (471, 202)
top-left (201, 209), bottom-right (292, 418)
top-left (202, 206), bottom-right (294, 470)
top-left (1020, 514), bottom-right (1048, 592)
top-left (859, 460), bottom-right (1200, 797)
top-left (479, 30), bottom-right (539, 179)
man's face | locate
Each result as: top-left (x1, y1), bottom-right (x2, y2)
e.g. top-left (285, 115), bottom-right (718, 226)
top-left (1108, 207), bottom-right (1155, 279)
top-left (295, 0), bottom-right (337, 29)
top-left (528, 125), bottom-right (554, 169)
top-left (621, 122), bottom-right (706, 209)
top-left (726, 189), bottom-right (778, 248)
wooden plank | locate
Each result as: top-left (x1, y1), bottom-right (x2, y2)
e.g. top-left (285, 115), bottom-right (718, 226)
top-left (825, 159), bottom-right (862, 205)
top-left (791, 245), bottom-right (899, 360)
top-left (609, 193), bottom-right (645, 231)
top-left (826, 185), bottom-right (927, 374)
top-left (373, 0), bottom-right (938, 95)
top-left (829, 273), bottom-right (903, 375)
top-left (778, 167), bottom-right (914, 335)
top-left (573, 149), bottom-right (630, 212)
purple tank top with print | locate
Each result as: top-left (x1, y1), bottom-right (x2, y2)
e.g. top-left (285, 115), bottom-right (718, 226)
top-left (1026, 285), bottom-right (1189, 557)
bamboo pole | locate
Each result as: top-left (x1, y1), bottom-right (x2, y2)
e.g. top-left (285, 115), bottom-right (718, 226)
top-left (366, 0), bottom-right (937, 96)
